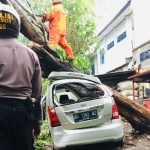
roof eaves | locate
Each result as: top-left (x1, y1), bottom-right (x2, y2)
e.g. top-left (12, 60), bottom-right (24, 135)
top-left (128, 69), bottom-right (150, 79)
top-left (107, 63), bottom-right (129, 73)
top-left (95, 70), bottom-right (135, 82)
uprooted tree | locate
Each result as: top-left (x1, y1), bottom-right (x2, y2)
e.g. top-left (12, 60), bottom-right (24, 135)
top-left (1, 0), bottom-right (150, 134)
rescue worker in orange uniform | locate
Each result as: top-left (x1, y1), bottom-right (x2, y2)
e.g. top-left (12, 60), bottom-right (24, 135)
top-left (42, 0), bottom-right (75, 60)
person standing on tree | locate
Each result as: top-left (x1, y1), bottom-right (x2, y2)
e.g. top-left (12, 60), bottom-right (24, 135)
top-left (42, 0), bottom-right (75, 60)
top-left (0, 4), bottom-right (42, 150)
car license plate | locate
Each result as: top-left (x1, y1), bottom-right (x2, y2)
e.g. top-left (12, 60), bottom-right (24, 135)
top-left (73, 110), bottom-right (98, 123)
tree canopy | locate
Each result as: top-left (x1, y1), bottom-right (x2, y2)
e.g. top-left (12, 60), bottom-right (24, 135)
top-left (19, 0), bottom-right (100, 74)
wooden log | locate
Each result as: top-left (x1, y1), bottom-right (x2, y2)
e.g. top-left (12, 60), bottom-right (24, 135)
top-left (109, 87), bottom-right (150, 133)
top-left (28, 41), bottom-right (79, 77)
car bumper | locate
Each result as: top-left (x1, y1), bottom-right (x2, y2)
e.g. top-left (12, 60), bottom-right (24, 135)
top-left (50, 118), bottom-right (124, 149)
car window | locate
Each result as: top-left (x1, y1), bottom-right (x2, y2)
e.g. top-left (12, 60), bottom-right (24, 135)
top-left (53, 81), bottom-right (106, 105)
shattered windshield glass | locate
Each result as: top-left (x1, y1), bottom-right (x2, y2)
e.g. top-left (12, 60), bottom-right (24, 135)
top-left (54, 81), bottom-right (106, 105)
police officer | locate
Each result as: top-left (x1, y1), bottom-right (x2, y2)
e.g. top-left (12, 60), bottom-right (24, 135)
top-left (0, 4), bottom-right (42, 150)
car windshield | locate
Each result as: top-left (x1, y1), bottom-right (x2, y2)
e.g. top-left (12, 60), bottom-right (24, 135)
top-left (53, 81), bottom-right (107, 106)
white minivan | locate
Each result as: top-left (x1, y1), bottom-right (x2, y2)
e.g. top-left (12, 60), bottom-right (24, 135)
top-left (45, 71), bottom-right (124, 150)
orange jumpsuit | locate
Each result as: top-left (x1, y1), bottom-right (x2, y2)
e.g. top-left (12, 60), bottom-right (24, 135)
top-left (43, 3), bottom-right (74, 59)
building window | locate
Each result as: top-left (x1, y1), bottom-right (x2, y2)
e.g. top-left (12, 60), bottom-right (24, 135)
top-left (140, 50), bottom-right (150, 62)
top-left (100, 50), bottom-right (105, 64)
top-left (117, 31), bottom-right (126, 43)
top-left (107, 41), bottom-right (114, 50)
top-left (146, 50), bottom-right (150, 59)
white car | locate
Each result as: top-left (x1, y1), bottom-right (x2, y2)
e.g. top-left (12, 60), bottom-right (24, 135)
top-left (45, 72), bottom-right (124, 150)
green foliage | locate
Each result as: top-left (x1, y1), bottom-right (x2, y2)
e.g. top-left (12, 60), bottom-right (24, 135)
top-left (55, 46), bottom-right (67, 62)
top-left (42, 78), bottom-right (49, 95)
top-left (55, 46), bottom-right (92, 74)
top-left (100, 48), bottom-right (106, 54)
top-left (18, 33), bottom-right (29, 45)
top-left (63, 0), bottom-right (100, 55)
top-left (21, 0), bottom-right (100, 73)
top-left (29, 0), bottom-right (51, 14)
top-left (34, 120), bottom-right (51, 150)
top-left (73, 56), bottom-right (91, 74)
top-left (63, 0), bottom-right (100, 74)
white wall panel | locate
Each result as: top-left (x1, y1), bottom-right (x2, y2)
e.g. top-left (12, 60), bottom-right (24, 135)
top-left (116, 19), bottom-right (126, 37)
top-left (106, 30), bottom-right (114, 45)
top-left (131, 0), bottom-right (150, 48)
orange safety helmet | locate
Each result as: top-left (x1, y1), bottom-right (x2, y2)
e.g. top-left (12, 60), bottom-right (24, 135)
top-left (52, 0), bottom-right (62, 3)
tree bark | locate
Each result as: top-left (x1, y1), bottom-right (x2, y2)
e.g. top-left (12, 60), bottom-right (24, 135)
top-left (109, 87), bottom-right (150, 133)
top-left (28, 42), bottom-right (79, 77)
top-left (1, 0), bottom-right (150, 134)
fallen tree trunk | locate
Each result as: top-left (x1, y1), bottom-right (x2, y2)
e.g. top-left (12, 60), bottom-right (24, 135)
top-left (1, 0), bottom-right (150, 134)
top-left (28, 42), bottom-right (79, 77)
top-left (109, 87), bottom-right (150, 133)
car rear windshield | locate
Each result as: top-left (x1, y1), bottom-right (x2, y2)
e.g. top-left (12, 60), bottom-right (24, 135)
top-left (53, 82), bottom-right (107, 105)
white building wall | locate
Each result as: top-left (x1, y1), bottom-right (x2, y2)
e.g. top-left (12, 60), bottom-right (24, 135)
top-left (105, 30), bottom-right (115, 72)
top-left (93, 0), bottom-right (150, 75)
top-left (131, 0), bottom-right (150, 48)
top-left (115, 17), bottom-right (132, 59)
top-left (106, 30), bottom-right (114, 45)
top-left (97, 39), bottom-right (107, 74)
top-left (133, 42), bottom-right (150, 70)
top-left (99, 39), bottom-right (105, 50)
top-left (129, 0), bottom-right (150, 72)
top-left (94, 56), bottom-right (98, 74)
top-left (95, 50), bottom-right (100, 74)
top-left (126, 14), bottom-right (133, 53)
top-left (92, 55), bottom-right (98, 75)
top-left (98, 14), bottom-right (133, 74)
top-left (116, 19), bottom-right (126, 36)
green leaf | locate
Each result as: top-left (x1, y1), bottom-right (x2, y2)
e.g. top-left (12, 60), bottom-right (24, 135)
top-left (20, 0), bottom-right (100, 74)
